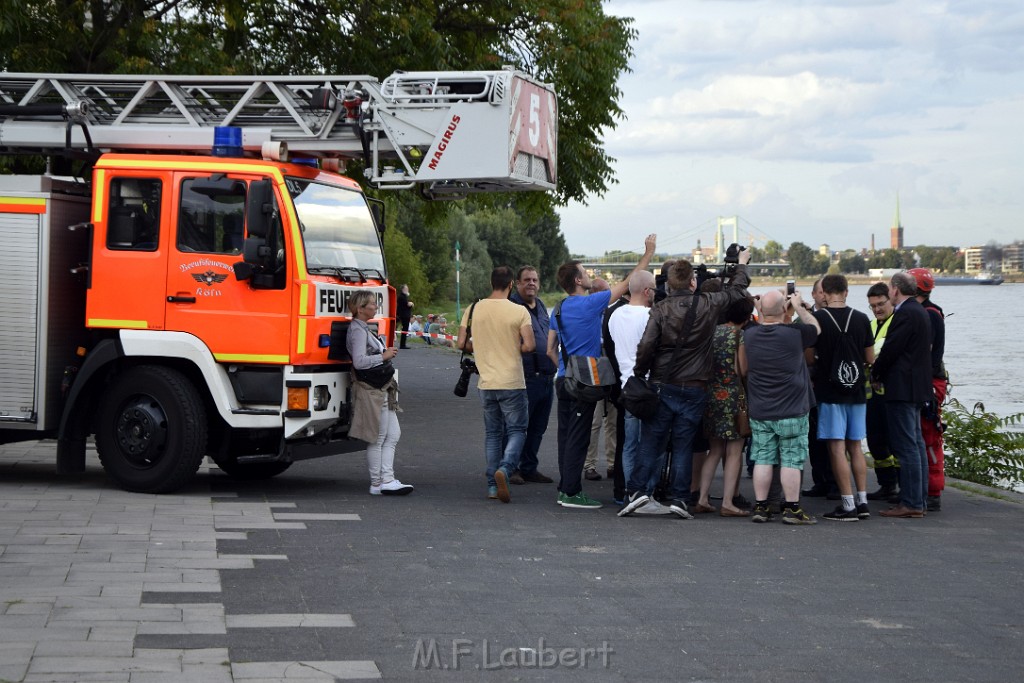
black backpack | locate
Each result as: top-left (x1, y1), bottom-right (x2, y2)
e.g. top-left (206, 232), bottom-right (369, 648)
top-left (822, 308), bottom-right (863, 394)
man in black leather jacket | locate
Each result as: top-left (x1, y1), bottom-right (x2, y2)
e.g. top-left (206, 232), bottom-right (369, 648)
top-left (619, 250), bottom-right (752, 519)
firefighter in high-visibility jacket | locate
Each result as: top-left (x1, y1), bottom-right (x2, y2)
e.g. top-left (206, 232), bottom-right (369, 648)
top-left (907, 268), bottom-right (948, 512)
top-left (865, 282), bottom-right (899, 501)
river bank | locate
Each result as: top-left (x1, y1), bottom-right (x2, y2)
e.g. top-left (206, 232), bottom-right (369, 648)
top-left (751, 274), bottom-right (1024, 286)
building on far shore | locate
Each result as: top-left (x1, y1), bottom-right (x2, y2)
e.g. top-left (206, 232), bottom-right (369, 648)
top-left (869, 268), bottom-right (901, 280)
top-left (1003, 242), bottom-right (1023, 274)
top-left (964, 246), bottom-right (985, 273)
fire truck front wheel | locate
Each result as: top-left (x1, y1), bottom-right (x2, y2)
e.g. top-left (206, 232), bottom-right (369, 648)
top-left (95, 365), bottom-right (208, 493)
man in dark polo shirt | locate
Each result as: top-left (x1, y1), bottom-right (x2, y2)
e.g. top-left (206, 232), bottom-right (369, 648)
top-left (509, 265), bottom-right (556, 485)
top-left (739, 289), bottom-right (820, 525)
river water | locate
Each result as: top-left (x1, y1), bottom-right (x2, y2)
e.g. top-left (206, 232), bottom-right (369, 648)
top-left (748, 283), bottom-right (1024, 422)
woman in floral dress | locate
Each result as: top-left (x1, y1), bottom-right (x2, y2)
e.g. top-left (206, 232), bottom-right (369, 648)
top-left (696, 296), bottom-right (755, 516)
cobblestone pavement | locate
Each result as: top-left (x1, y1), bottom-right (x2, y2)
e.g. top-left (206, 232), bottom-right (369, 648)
top-left (0, 440), bottom-right (378, 682)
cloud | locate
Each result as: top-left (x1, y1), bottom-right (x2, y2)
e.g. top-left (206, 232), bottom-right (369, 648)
top-left (609, 70), bottom-right (882, 162)
top-left (703, 182), bottom-right (773, 208)
top-left (560, 1), bottom-right (1024, 255)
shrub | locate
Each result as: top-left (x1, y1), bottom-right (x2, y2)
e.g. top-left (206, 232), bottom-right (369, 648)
top-left (943, 399), bottom-right (1024, 491)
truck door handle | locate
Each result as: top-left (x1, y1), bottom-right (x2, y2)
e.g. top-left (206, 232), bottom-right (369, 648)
top-left (167, 295), bottom-right (197, 303)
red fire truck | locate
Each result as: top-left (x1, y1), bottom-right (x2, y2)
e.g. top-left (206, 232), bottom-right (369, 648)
top-left (0, 70), bottom-right (557, 491)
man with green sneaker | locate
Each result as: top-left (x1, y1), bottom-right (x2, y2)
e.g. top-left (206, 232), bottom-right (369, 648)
top-left (548, 235), bottom-right (658, 510)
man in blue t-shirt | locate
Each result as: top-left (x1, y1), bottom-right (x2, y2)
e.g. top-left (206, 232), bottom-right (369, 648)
top-left (546, 234), bottom-right (657, 509)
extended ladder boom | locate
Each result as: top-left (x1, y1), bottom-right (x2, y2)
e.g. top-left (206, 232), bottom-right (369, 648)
top-left (0, 69), bottom-right (557, 196)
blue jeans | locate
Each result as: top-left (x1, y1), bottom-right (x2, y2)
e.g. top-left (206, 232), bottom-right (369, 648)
top-left (481, 389), bottom-right (529, 486)
top-left (887, 400), bottom-right (928, 510)
top-left (621, 410), bottom-right (642, 486)
top-left (628, 384), bottom-right (707, 499)
top-left (618, 409), bottom-right (659, 493)
top-left (518, 374), bottom-right (554, 476)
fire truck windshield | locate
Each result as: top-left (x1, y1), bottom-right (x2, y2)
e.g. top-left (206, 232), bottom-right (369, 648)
top-left (286, 178), bottom-right (386, 279)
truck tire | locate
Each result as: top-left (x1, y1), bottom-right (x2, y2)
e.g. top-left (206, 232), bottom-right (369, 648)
top-left (212, 459), bottom-right (292, 480)
top-left (95, 365), bottom-right (207, 493)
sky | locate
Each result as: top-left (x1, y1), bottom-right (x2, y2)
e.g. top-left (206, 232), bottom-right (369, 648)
top-left (557, 0), bottom-right (1024, 259)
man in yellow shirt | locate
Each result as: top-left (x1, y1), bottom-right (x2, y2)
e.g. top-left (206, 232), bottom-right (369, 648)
top-left (457, 266), bottom-right (535, 503)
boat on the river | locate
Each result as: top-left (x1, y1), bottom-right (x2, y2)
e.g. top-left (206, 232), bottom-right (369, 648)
top-left (934, 272), bottom-right (1004, 286)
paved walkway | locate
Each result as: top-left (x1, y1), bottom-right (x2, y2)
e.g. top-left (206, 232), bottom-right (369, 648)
top-left (4, 367), bottom-right (1024, 683)
top-left (0, 440), bottom-right (379, 682)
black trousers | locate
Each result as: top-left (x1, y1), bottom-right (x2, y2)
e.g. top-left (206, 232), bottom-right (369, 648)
top-left (866, 394), bottom-right (900, 488)
top-left (398, 318), bottom-right (411, 347)
top-left (807, 405), bottom-right (836, 490)
top-left (555, 378), bottom-right (597, 497)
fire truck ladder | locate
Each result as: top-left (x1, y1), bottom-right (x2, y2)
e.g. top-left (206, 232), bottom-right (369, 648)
top-left (0, 70), bottom-right (557, 196)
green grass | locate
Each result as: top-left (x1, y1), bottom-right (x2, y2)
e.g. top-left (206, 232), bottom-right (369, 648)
top-left (947, 480), bottom-right (1022, 504)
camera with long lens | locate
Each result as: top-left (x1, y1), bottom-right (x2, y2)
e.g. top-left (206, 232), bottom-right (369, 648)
top-left (453, 356), bottom-right (478, 397)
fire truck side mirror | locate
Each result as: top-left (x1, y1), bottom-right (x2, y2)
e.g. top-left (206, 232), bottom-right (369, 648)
top-left (246, 180), bottom-right (275, 238)
top-left (236, 239), bottom-right (271, 283)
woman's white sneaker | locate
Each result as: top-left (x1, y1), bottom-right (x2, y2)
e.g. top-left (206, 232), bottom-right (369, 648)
top-left (380, 480), bottom-right (414, 496)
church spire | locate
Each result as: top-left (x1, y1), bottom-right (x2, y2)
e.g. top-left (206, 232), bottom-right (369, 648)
top-left (890, 193), bottom-right (904, 249)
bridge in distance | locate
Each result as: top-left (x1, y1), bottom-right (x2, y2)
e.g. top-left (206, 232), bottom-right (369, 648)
top-left (581, 261), bottom-right (793, 279)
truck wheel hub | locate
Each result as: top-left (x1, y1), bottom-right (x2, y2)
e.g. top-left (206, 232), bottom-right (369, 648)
top-left (114, 397), bottom-right (168, 466)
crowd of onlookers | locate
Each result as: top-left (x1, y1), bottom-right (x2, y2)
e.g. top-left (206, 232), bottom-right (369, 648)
top-left (395, 284), bottom-right (453, 348)
top-left (347, 237), bottom-right (947, 525)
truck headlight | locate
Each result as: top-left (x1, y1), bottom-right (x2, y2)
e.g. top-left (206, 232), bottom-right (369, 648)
top-left (313, 385), bottom-right (331, 411)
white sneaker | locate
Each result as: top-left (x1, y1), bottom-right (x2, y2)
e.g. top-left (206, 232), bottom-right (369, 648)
top-left (617, 491), bottom-right (651, 517)
top-left (380, 479), bottom-right (414, 496)
top-left (633, 500), bottom-right (673, 515)
top-left (369, 485), bottom-right (382, 496)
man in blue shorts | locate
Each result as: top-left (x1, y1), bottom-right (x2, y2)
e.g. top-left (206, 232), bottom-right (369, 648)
top-left (739, 289), bottom-right (820, 524)
top-left (813, 275), bottom-right (875, 521)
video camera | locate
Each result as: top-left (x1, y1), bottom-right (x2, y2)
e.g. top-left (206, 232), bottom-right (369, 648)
top-left (453, 355), bottom-right (479, 397)
top-left (695, 243), bottom-right (746, 287)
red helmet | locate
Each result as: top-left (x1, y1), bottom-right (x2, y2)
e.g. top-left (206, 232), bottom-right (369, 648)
top-left (907, 267), bottom-right (934, 293)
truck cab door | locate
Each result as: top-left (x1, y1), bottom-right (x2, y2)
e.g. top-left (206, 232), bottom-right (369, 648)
top-left (87, 175), bottom-right (169, 332)
top-left (164, 173), bottom-right (291, 363)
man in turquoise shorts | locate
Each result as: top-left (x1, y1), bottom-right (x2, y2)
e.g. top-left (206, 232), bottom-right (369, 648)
top-left (738, 289), bottom-right (821, 524)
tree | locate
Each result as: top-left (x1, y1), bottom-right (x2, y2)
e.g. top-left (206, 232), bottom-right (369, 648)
top-left (941, 252), bottom-right (963, 273)
top-left (787, 242), bottom-right (816, 277)
top-left (764, 240), bottom-right (783, 262)
top-left (446, 212), bottom-right (493, 302)
top-left (382, 227), bottom-right (432, 306)
top-left (384, 193), bottom-right (455, 291)
top-left (839, 254), bottom-right (866, 274)
top-left (867, 249), bottom-right (913, 271)
top-left (519, 206), bottom-right (570, 291)
top-left (467, 206), bottom-right (542, 275)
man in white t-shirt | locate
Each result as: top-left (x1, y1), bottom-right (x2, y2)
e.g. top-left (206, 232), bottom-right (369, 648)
top-left (457, 266), bottom-right (534, 503)
top-left (608, 270), bottom-right (657, 493)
